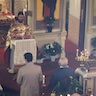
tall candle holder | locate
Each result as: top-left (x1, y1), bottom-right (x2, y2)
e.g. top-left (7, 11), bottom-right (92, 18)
top-left (42, 75), bottom-right (46, 86)
top-left (75, 49), bottom-right (89, 67)
top-left (42, 75), bottom-right (46, 96)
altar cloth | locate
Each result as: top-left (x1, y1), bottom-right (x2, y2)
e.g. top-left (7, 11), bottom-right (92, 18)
top-left (10, 39), bottom-right (36, 68)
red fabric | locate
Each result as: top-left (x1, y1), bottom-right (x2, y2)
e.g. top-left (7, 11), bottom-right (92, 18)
top-left (0, 47), bottom-right (10, 67)
top-left (0, 48), bottom-right (4, 64)
top-left (43, 4), bottom-right (50, 17)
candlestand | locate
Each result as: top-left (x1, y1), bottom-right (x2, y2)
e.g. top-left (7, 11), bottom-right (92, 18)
top-left (75, 49), bottom-right (89, 67)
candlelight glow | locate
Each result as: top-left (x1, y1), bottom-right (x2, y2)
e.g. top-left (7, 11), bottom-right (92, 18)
top-left (67, 94), bottom-right (70, 96)
top-left (42, 75), bottom-right (45, 85)
top-left (75, 49), bottom-right (89, 61)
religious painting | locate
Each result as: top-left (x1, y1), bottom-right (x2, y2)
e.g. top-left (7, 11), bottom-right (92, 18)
top-left (35, 0), bottom-right (61, 31)
top-left (93, 0), bottom-right (96, 25)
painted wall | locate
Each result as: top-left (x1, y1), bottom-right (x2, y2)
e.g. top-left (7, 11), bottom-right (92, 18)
top-left (0, 0), bottom-right (26, 15)
top-left (0, 0), bottom-right (9, 12)
top-left (69, 0), bottom-right (81, 19)
top-left (68, 0), bottom-right (81, 45)
top-left (94, 0), bottom-right (96, 16)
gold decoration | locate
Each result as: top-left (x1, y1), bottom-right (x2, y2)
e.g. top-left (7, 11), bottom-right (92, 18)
top-left (75, 49), bottom-right (89, 61)
top-left (6, 21), bottom-right (33, 47)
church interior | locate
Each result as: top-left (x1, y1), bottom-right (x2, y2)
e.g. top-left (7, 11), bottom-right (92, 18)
top-left (0, 0), bottom-right (96, 96)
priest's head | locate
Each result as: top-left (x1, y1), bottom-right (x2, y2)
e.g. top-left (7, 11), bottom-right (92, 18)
top-left (17, 11), bottom-right (24, 23)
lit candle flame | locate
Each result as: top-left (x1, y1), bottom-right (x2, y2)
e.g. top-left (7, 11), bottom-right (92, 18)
top-left (67, 94), bottom-right (70, 96)
top-left (43, 75), bottom-right (45, 84)
top-left (76, 49), bottom-right (79, 57)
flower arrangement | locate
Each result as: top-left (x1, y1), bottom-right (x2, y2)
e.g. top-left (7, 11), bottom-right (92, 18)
top-left (52, 76), bottom-right (83, 96)
top-left (43, 16), bottom-right (56, 26)
top-left (43, 16), bottom-right (56, 32)
top-left (43, 42), bottom-right (62, 56)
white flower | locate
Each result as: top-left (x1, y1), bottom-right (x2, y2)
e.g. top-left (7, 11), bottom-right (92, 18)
top-left (46, 45), bottom-right (49, 49)
top-left (50, 43), bottom-right (54, 48)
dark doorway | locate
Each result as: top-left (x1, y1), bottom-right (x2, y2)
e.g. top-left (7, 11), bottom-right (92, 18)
top-left (78, 0), bottom-right (86, 51)
top-left (65, 0), bottom-right (69, 32)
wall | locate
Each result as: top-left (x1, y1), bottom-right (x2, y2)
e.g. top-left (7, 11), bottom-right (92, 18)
top-left (0, 0), bottom-right (9, 12)
top-left (14, 0), bottom-right (26, 15)
top-left (70, 0), bottom-right (81, 18)
top-left (0, 0), bottom-right (26, 15)
top-left (68, 0), bottom-right (81, 45)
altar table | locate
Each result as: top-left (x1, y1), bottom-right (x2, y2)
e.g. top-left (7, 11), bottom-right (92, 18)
top-left (75, 67), bottom-right (96, 95)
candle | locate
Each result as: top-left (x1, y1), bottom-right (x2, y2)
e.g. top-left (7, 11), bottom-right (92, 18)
top-left (84, 49), bottom-right (87, 56)
top-left (80, 52), bottom-right (82, 57)
top-left (51, 93), bottom-right (55, 96)
top-left (67, 94), bottom-right (70, 96)
top-left (42, 75), bottom-right (45, 84)
top-left (76, 49), bottom-right (79, 57)
top-left (86, 51), bottom-right (89, 59)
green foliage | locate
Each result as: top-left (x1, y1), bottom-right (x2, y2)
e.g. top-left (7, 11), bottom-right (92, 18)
top-left (43, 42), bottom-right (62, 56)
top-left (43, 16), bottom-right (55, 26)
top-left (68, 76), bottom-right (83, 95)
top-left (52, 76), bottom-right (83, 96)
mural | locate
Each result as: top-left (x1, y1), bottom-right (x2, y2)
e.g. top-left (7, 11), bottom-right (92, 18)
top-left (36, 0), bottom-right (60, 21)
top-left (41, 0), bottom-right (57, 18)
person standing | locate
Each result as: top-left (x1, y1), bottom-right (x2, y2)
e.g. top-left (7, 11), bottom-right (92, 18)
top-left (17, 52), bottom-right (43, 96)
top-left (15, 11), bottom-right (25, 24)
top-left (47, 57), bottom-right (75, 93)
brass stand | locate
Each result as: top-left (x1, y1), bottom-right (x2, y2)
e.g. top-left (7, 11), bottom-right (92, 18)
top-left (42, 84), bottom-right (46, 96)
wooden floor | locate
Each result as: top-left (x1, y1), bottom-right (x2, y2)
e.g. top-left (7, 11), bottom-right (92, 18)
top-left (0, 38), bottom-right (80, 96)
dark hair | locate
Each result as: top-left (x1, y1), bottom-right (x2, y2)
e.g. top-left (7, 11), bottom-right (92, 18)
top-left (15, 16), bottom-right (18, 21)
top-left (24, 53), bottom-right (33, 62)
top-left (18, 11), bottom-right (24, 16)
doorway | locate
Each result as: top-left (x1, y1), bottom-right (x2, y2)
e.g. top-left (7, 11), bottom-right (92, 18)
top-left (78, 0), bottom-right (86, 51)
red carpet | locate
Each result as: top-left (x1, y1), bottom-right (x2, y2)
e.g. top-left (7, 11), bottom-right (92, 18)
top-left (65, 38), bottom-right (79, 69)
top-left (0, 47), bottom-right (10, 67)
top-left (0, 48), bottom-right (5, 64)
top-left (65, 38), bottom-right (78, 52)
